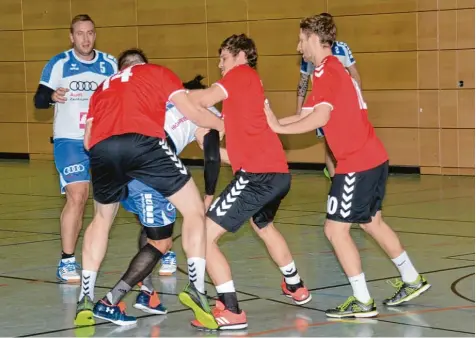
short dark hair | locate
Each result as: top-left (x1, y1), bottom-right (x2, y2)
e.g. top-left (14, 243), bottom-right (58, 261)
top-left (219, 34), bottom-right (258, 69)
top-left (118, 48), bottom-right (148, 70)
top-left (300, 14), bottom-right (336, 47)
top-left (183, 75), bottom-right (206, 90)
top-left (70, 14), bottom-right (95, 33)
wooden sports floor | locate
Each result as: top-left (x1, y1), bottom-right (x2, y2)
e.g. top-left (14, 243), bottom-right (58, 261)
top-left (0, 159), bottom-right (474, 337)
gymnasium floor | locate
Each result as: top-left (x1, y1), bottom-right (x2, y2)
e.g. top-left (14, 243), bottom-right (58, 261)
top-left (0, 159), bottom-right (474, 337)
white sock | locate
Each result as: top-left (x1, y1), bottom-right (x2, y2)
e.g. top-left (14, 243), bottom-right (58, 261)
top-left (140, 283), bottom-right (152, 293)
top-left (216, 280), bottom-right (236, 294)
top-left (348, 272), bottom-right (371, 304)
top-left (188, 257), bottom-right (206, 294)
top-left (79, 270), bottom-right (97, 302)
top-left (279, 261), bottom-right (301, 285)
top-left (391, 251), bottom-right (419, 283)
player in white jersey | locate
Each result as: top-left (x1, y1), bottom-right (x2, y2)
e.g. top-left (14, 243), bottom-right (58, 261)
top-left (33, 14), bottom-right (117, 283)
top-left (296, 13), bottom-right (361, 181)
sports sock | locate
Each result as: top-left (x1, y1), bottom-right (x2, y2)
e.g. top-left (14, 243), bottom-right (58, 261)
top-left (217, 281), bottom-right (240, 314)
top-left (79, 270), bottom-right (97, 301)
top-left (187, 257), bottom-right (206, 294)
top-left (348, 272), bottom-right (371, 304)
top-left (279, 261), bottom-right (301, 286)
top-left (391, 251), bottom-right (419, 284)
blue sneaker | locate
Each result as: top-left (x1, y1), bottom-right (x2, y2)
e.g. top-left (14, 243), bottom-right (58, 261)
top-left (93, 300), bottom-right (137, 326)
top-left (133, 290), bottom-right (167, 314)
top-left (57, 257), bottom-right (80, 283)
top-left (159, 251), bottom-right (177, 276)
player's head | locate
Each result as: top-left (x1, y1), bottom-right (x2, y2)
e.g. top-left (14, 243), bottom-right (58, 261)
top-left (70, 14), bottom-right (96, 58)
top-left (298, 13), bottom-right (336, 64)
top-left (118, 48), bottom-right (148, 70)
top-left (218, 34), bottom-right (258, 76)
top-left (183, 75), bottom-right (207, 90)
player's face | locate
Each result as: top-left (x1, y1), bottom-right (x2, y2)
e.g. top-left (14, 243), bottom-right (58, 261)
top-left (70, 20), bottom-right (96, 58)
top-left (218, 49), bottom-right (246, 77)
top-left (297, 30), bottom-right (312, 62)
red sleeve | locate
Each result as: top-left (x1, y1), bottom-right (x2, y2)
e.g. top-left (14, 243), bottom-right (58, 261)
top-left (156, 66), bottom-right (186, 101)
top-left (303, 64), bottom-right (337, 111)
top-left (215, 66), bottom-right (247, 99)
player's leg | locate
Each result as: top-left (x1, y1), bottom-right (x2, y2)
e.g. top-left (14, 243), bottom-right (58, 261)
top-left (129, 136), bottom-right (215, 329)
top-left (74, 135), bottom-right (132, 327)
top-left (117, 179), bottom-right (172, 315)
top-left (249, 174), bottom-right (311, 305)
top-left (357, 163), bottom-right (430, 306)
top-left (324, 139), bottom-right (336, 180)
top-left (193, 171), bottom-right (288, 330)
top-left (53, 138), bottom-right (90, 283)
top-left (323, 166), bottom-right (383, 318)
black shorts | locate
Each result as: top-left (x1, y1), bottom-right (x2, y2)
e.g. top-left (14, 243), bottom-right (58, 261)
top-left (89, 133), bottom-right (191, 204)
top-left (206, 170), bottom-right (291, 233)
top-left (326, 161), bottom-right (389, 224)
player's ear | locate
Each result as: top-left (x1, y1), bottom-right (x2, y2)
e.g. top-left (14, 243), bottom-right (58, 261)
top-left (69, 32), bottom-right (74, 45)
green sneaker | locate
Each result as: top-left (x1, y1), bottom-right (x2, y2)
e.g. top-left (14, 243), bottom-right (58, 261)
top-left (326, 296), bottom-right (378, 318)
top-left (179, 282), bottom-right (218, 330)
top-left (323, 167), bottom-right (331, 180)
top-left (383, 275), bottom-right (431, 306)
top-left (74, 295), bottom-right (95, 326)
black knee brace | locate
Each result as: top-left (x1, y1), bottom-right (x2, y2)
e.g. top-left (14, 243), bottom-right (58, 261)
top-left (144, 222), bottom-right (174, 240)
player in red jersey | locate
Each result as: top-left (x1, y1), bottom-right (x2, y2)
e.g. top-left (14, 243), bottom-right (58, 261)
top-left (264, 15), bottom-right (431, 318)
top-left (74, 49), bottom-right (224, 329)
top-left (184, 34), bottom-right (311, 331)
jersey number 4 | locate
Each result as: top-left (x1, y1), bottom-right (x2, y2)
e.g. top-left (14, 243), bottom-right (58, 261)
top-left (102, 66), bottom-right (134, 90)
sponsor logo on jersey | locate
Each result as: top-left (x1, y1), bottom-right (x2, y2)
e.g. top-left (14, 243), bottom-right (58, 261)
top-left (69, 81), bottom-right (98, 91)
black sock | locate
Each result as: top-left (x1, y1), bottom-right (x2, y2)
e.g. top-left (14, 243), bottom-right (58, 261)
top-left (61, 251), bottom-right (74, 259)
top-left (218, 292), bottom-right (240, 314)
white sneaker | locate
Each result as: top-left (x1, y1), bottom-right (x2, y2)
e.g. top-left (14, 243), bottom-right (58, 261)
top-left (158, 251), bottom-right (177, 276)
top-left (56, 257), bottom-right (81, 283)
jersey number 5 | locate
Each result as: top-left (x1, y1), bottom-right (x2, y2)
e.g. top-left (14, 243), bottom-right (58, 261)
top-left (102, 66), bottom-right (134, 90)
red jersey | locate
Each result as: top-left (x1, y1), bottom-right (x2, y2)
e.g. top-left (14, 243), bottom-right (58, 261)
top-left (216, 65), bottom-right (288, 174)
top-left (304, 56), bottom-right (388, 173)
top-left (87, 63), bottom-right (185, 148)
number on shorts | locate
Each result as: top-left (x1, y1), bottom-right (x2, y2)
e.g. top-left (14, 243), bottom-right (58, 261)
top-left (351, 78), bottom-right (367, 110)
top-left (327, 195), bottom-right (338, 215)
top-left (102, 66), bottom-right (134, 90)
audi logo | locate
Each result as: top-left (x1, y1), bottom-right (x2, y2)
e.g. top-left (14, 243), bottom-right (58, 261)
top-left (69, 81), bottom-right (98, 91)
top-left (63, 164), bottom-right (85, 175)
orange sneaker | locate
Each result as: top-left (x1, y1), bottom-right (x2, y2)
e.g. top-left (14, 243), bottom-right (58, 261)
top-left (281, 279), bottom-right (312, 305)
top-left (191, 300), bottom-right (248, 330)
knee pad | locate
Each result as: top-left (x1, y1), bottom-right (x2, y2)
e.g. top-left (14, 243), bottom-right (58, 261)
top-left (144, 222), bottom-right (174, 240)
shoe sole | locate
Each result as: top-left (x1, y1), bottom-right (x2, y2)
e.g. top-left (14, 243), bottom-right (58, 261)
top-left (179, 292), bottom-right (218, 330)
top-left (326, 310), bottom-right (379, 319)
top-left (385, 283), bottom-right (432, 306)
top-left (284, 293), bottom-right (313, 305)
top-left (93, 313), bottom-right (137, 326)
top-left (133, 303), bottom-right (168, 315)
top-left (74, 310), bottom-right (95, 327)
top-left (158, 271), bottom-right (175, 276)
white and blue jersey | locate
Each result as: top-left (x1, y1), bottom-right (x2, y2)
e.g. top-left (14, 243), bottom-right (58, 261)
top-left (122, 103), bottom-right (221, 227)
top-left (300, 41), bottom-right (355, 76)
top-left (40, 48), bottom-right (117, 193)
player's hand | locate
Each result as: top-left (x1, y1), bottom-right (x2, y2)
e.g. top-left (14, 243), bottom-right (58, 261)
top-left (264, 99), bottom-right (281, 132)
top-left (204, 194), bottom-right (214, 211)
top-left (51, 87), bottom-right (69, 103)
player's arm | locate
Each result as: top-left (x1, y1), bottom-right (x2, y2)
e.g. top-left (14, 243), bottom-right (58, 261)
top-left (219, 147), bottom-right (231, 165)
top-left (187, 85), bottom-right (226, 110)
top-left (347, 64), bottom-right (361, 89)
top-left (170, 91), bottom-right (224, 132)
top-left (34, 56), bottom-right (68, 109)
top-left (195, 128), bottom-right (221, 210)
top-left (265, 103), bottom-right (331, 134)
top-left (296, 58), bottom-right (312, 114)
top-left (84, 118), bottom-right (93, 151)
top-left (296, 73), bottom-right (310, 114)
